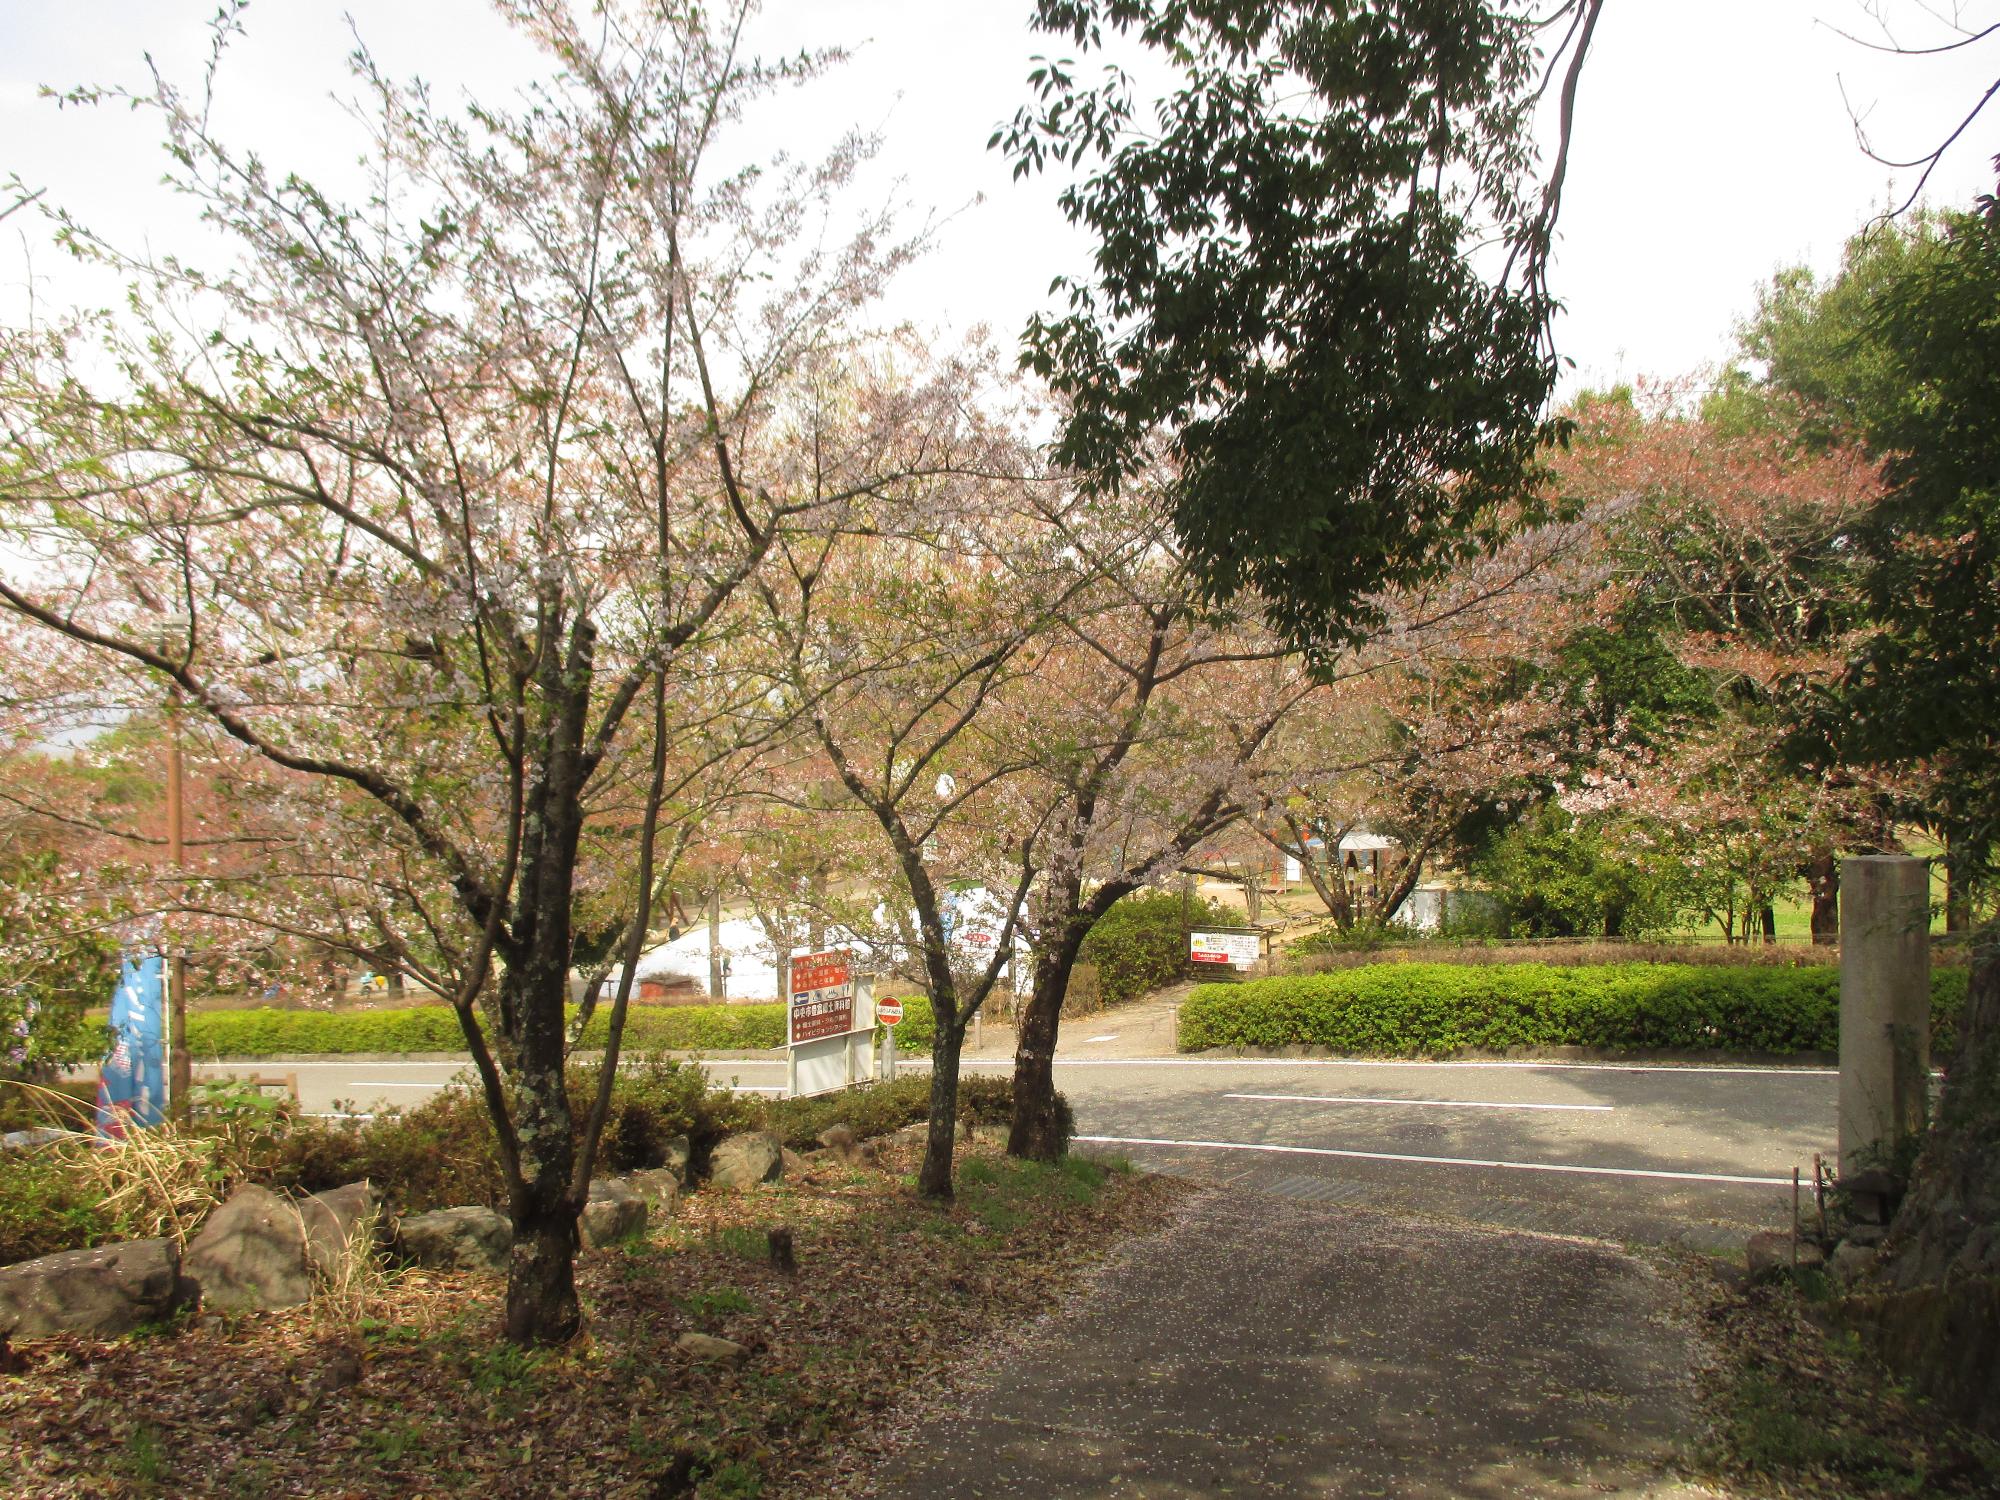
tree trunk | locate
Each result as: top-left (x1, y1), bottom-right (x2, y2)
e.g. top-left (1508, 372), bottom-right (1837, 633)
top-left (707, 888), bottom-right (724, 998)
top-left (494, 616), bottom-right (594, 1345)
top-left (1760, 902), bottom-right (1777, 944)
top-left (1008, 924), bottom-right (1088, 1168)
top-left (920, 1006), bottom-right (964, 1199)
top-left (1009, 984), bottom-right (1065, 1162)
top-left (1945, 840), bottom-right (1971, 934)
top-left (499, 945), bottom-right (584, 1342)
top-left (1808, 851), bottom-right (1840, 946)
top-left (505, 1190), bottom-right (581, 1346)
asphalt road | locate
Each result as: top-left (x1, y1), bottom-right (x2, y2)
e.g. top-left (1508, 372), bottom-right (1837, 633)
top-left (197, 1051), bottom-right (1832, 1251)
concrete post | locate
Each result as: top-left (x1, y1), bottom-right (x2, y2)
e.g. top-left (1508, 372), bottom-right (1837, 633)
top-left (1838, 855), bottom-right (1932, 1181)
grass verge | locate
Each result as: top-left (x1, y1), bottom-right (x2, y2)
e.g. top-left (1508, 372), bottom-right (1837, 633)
top-left (1690, 1269), bottom-right (2000, 1498)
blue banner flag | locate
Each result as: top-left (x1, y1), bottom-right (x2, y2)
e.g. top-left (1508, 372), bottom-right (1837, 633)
top-left (97, 953), bottom-right (166, 1136)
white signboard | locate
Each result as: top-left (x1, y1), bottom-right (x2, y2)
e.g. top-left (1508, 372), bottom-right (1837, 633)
top-left (785, 949), bottom-right (876, 1099)
top-left (1189, 929), bottom-right (1262, 970)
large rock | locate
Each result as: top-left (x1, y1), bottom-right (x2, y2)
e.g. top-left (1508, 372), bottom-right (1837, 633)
top-left (662, 1134), bottom-right (691, 1184)
top-left (1831, 1239), bottom-right (1881, 1285)
top-left (709, 1132), bottom-right (782, 1189)
top-left (1746, 1230), bottom-right (1825, 1280)
top-left (816, 1124), bottom-right (858, 1161)
top-left (626, 1168), bottom-right (681, 1219)
top-left (299, 1182), bottom-right (379, 1276)
top-left (396, 1205), bottom-right (511, 1273)
top-left (580, 1178), bottom-right (647, 1248)
top-left (185, 1184), bottom-right (340, 1311)
top-left (0, 1237), bottom-right (195, 1339)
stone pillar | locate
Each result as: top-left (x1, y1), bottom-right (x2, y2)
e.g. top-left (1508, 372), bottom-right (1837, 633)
top-left (1838, 855), bottom-right (1932, 1182)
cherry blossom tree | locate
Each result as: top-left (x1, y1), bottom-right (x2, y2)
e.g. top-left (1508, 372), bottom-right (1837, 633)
top-left (1545, 391), bottom-right (1894, 941)
top-left (0, 1), bottom-right (967, 1343)
top-left (748, 387), bottom-right (1066, 1196)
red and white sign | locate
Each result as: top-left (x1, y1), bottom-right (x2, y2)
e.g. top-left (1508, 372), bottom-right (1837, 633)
top-left (788, 949), bottom-right (855, 1044)
top-left (1188, 929), bottom-right (1262, 969)
top-left (877, 996), bottom-right (904, 1026)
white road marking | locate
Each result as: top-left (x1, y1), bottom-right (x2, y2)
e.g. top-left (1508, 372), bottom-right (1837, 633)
top-left (1030, 1058), bottom-right (1841, 1077)
top-left (1224, 1092), bottom-right (1612, 1113)
top-left (1084, 1034), bottom-right (1120, 1043)
top-left (1075, 1134), bottom-right (1797, 1187)
top-left (349, 1081), bottom-right (447, 1089)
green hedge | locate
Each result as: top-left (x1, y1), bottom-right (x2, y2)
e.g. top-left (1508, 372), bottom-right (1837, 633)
top-left (1177, 962), bottom-right (1971, 1057)
top-left (880, 994), bottom-right (934, 1052)
top-left (185, 995), bottom-right (937, 1058)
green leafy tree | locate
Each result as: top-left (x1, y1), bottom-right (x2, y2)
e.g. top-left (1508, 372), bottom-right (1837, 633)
top-left (1472, 804), bottom-right (1689, 940)
top-left (1832, 192), bottom-right (2000, 1339)
top-left (1000, 0), bottom-right (1603, 653)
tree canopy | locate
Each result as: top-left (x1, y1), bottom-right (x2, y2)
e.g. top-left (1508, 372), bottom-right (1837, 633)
top-left (1000, 0), bottom-right (1602, 654)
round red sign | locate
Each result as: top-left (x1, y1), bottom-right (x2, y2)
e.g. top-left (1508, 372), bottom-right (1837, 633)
top-left (878, 997), bottom-right (904, 1026)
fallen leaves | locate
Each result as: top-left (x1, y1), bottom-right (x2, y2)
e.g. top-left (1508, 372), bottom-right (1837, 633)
top-left (0, 1140), bottom-right (1189, 1498)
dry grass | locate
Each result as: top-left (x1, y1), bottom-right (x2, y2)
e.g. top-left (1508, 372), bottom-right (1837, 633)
top-left (309, 1203), bottom-right (392, 1336)
top-left (3, 1081), bottom-right (225, 1248)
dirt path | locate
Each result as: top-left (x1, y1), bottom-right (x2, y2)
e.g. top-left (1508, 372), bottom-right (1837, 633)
top-left (872, 1187), bottom-right (1717, 1498)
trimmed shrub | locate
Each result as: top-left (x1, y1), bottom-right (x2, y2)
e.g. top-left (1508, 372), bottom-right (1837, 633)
top-left (877, 994), bottom-right (934, 1052)
top-left (1177, 961), bottom-right (1971, 1058)
top-left (265, 1087), bottom-right (509, 1213)
top-left (184, 1001), bottom-right (788, 1058)
top-left (583, 1004), bottom-right (784, 1052)
top-left (1079, 890), bottom-right (1238, 1008)
top-left (264, 1054), bottom-right (760, 1211)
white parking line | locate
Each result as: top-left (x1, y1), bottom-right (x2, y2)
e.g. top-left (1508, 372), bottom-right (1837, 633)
top-left (1075, 1134), bottom-right (1796, 1187)
top-left (1224, 1092), bottom-right (1612, 1113)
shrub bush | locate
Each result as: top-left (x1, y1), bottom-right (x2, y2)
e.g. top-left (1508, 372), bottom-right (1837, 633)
top-left (1078, 890), bottom-right (1238, 1008)
top-left (0, 1153), bottom-right (114, 1265)
top-left (1177, 962), bottom-right (1971, 1058)
top-left (877, 994), bottom-right (934, 1052)
top-left (184, 1001), bottom-right (789, 1058)
top-left (0, 1079), bottom-right (98, 1133)
top-left (759, 1070), bottom-right (1021, 1149)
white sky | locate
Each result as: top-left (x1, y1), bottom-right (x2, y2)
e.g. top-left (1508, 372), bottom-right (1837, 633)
top-left (2, 1), bottom-right (1996, 398)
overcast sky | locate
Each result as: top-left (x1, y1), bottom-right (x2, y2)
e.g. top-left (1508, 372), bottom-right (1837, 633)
top-left (3, 1), bottom-right (1995, 398)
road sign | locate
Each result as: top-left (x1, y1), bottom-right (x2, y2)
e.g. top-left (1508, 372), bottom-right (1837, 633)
top-left (878, 996), bottom-right (904, 1026)
top-left (788, 948), bottom-right (854, 1044)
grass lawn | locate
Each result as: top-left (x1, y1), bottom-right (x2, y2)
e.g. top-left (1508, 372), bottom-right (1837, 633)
top-left (0, 1138), bottom-right (1187, 1499)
